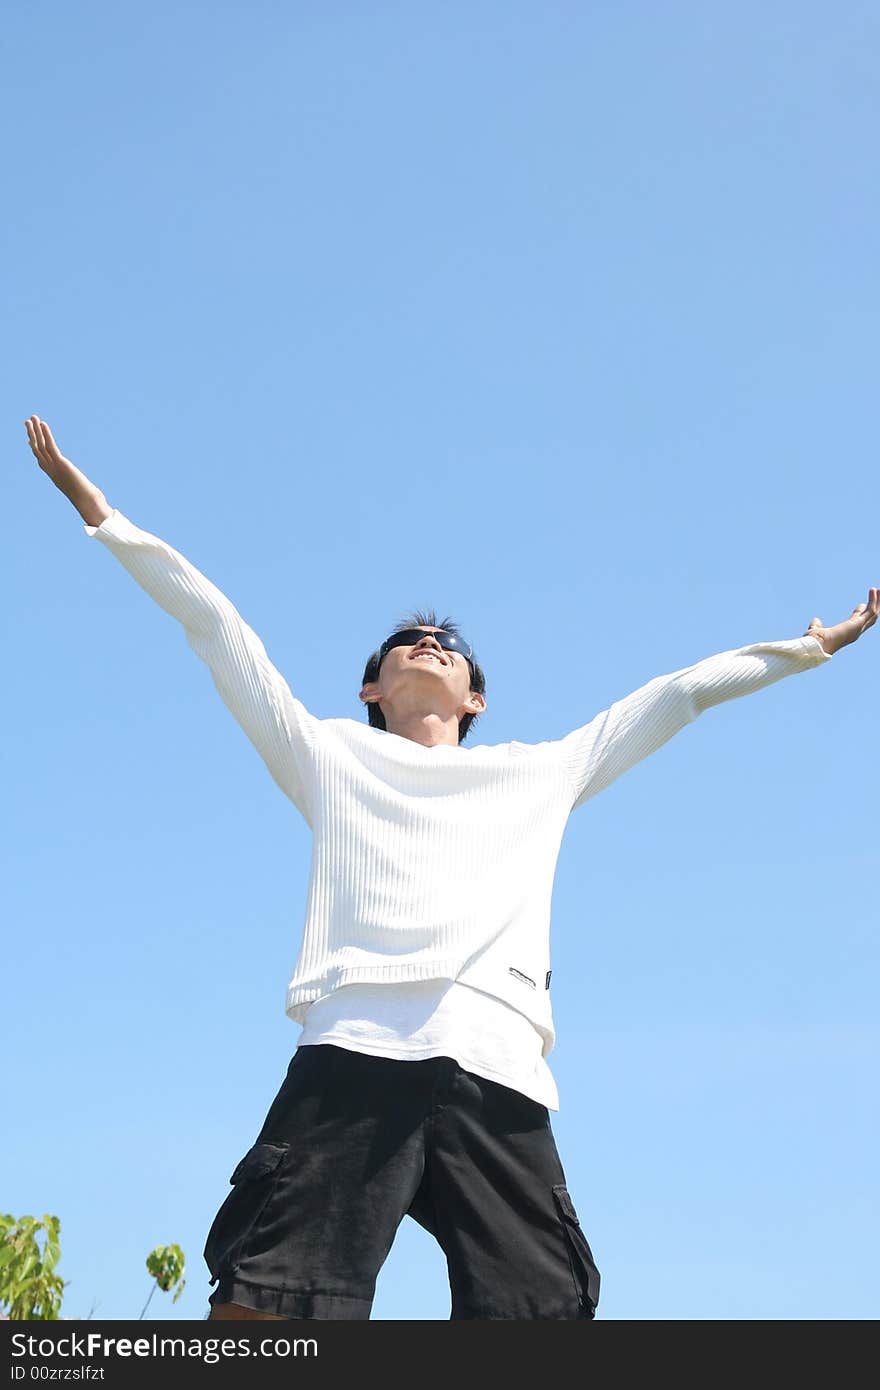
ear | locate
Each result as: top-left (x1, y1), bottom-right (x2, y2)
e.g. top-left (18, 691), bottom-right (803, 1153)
top-left (360, 682), bottom-right (379, 705)
top-left (464, 692), bottom-right (487, 715)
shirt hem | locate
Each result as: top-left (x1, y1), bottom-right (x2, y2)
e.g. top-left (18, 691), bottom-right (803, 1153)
top-left (296, 1035), bottom-right (559, 1110)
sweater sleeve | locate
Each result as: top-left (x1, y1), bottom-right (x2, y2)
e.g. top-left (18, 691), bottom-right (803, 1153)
top-left (555, 634), bottom-right (832, 813)
top-left (83, 508), bottom-right (318, 822)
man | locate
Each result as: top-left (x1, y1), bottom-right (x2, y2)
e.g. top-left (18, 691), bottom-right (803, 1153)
top-left (24, 414), bottom-right (877, 1321)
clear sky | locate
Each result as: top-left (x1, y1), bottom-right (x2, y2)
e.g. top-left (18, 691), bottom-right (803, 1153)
top-left (4, 2), bottom-right (878, 1321)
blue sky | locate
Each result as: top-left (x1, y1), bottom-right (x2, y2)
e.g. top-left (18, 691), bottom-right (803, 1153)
top-left (4, 2), bottom-right (878, 1321)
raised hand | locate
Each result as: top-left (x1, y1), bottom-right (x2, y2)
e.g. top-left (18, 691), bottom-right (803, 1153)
top-left (805, 589), bottom-right (879, 655)
top-left (25, 415), bottom-right (74, 483)
top-left (24, 415), bottom-right (112, 526)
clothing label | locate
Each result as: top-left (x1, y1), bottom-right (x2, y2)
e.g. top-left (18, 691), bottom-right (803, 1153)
top-left (509, 967), bottom-right (536, 990)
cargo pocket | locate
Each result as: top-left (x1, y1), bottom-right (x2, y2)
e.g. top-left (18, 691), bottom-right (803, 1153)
top-left (204, 1140), bottom-right (289, 1285)
top-left (552, 1183), bottom-right (600, 1319)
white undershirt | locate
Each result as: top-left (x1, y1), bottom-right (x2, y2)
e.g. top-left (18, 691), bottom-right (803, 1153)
top-left (297, 979), bottom-right (560, 1110)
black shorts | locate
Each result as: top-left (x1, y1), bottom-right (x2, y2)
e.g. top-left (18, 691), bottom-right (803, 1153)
top-left (205, 1043), bottom-right (600, 1320)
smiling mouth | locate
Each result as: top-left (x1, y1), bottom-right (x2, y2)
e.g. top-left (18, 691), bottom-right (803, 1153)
top-left (411, 652), bottom-right (445, 665)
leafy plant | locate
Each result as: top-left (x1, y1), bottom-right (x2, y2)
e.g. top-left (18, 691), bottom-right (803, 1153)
top-left (139, 1244), bottom-right (186, 1319)
top-left (1, 1215), bottom-right (187, 1320)
top-left (0, 1214), bottom-right (65, 1320)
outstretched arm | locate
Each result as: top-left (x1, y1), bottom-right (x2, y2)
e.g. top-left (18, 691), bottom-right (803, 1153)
top-left (25, 415), bottom-right (317, 820)
top-left (555, 592), bottom-right (876, 813)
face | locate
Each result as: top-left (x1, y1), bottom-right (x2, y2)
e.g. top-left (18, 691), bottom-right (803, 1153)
top-left (359, 627), bottom-right (485, 726)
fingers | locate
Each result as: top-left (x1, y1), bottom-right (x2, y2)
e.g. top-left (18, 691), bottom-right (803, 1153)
top-left (25, 416), bottom-right (42, 460)
top-left (41, 419), bottom-right (60, 457)
top-left (24, 414), bottom-right (55, 466)
top-left (854, 587), bottom-right (879, 631)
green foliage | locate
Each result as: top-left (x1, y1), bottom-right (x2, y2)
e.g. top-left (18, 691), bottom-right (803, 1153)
top-left (0, 1214), bottom-right (66, 1320)
top-left (139, 1244), bottom-right (186, 1318)
top-left (1, 1216), bottom-right (188, 1320)
top-left (146, 1244), bottom-right (186, 1300)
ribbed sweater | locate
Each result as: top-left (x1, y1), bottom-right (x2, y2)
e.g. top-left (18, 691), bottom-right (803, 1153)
top-left (84, 509), bottom-right (832, 1058)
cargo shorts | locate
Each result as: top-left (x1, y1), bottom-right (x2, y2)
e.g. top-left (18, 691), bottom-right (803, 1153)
top-left (204, 1042), bottom-right (600, 1320)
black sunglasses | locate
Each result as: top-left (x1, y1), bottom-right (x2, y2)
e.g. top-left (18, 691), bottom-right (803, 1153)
top-left (378, 628), bottom-right (476, 676)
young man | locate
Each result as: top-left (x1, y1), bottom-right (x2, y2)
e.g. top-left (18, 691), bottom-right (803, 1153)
top-left (25, 415), bottom-right (878, 1321)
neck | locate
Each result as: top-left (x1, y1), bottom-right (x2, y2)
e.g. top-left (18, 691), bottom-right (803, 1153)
top-left (384, 710), bottom-right (461, 748)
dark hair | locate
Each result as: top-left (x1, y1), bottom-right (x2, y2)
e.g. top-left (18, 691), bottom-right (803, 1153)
top-left (361, 608), bottom-right (486, 745)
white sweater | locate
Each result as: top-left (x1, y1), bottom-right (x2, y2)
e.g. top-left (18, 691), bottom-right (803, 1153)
top-left (84, 509), bottom-right (832, 1070)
